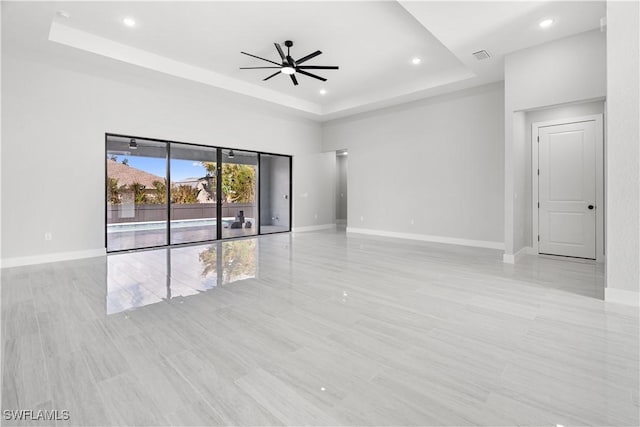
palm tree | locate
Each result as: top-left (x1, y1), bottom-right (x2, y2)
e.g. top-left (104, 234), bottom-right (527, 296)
top-left (202, 162), bottom-right (256, 203)
top-left (129, 182), bottom-right (148, 205)
top-left (151, 180), bottom-right (167, 204)
top-left (107, 177), bottom-right (122, 204)
top-left (171, 184), bottom-right (199, 204)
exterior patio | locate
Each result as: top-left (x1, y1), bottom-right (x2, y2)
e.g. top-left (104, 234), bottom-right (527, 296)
top-left (107, 203), bottom-right (260, 251)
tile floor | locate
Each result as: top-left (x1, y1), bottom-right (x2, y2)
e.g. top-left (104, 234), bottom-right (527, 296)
top-left (1, 229), bottom-right (638, 426)
top-left (107, 224), bottom-right (288, 251)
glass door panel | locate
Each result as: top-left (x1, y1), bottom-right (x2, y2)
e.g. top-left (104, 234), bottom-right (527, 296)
top-left (259, 154), bottom-right (291, 233)
top-left (221, 149), bottom-right (258, 239)
top-left (106, 136), bottom-right (168, 251)
top-left (169, 145), bottom-right (217, 244)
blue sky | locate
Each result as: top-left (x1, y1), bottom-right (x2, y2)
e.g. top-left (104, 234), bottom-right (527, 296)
top-left (111, 155), bottom-right (211, 182)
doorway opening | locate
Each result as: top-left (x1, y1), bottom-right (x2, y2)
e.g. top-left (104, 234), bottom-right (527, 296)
top-left (336, 149), bottom-right (348, 227)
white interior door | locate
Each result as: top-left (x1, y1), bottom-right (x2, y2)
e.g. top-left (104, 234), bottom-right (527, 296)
top-left (538, 121), bottom-right (596, 259)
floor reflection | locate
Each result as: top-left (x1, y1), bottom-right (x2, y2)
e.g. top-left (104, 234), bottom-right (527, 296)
top-left (106, 238), bottom-right (258, 314)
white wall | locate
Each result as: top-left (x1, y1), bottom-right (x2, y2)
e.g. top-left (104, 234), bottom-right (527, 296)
top-left (510, 111), bottom-right (527, 253)
top-left (504, 30), bottom-right (606, 113)
top-left (0, 3), bottom-right (3, 266)
top-left (605, 1), bottom-right (640, 305)
top-left (504, 30), bottom-right (606, 256)
top-left (292, 152), bottom-right (336, 230)
top-left (323, 83), bottom-right (504, 248)
top-left (1, 47), bottom-right (324, 266)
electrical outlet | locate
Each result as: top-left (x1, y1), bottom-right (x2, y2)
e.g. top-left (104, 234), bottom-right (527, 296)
top-left (44, 232), bottom-right (53, 241)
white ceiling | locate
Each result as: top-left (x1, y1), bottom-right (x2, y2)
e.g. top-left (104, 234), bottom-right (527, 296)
top-left (400, 1), bottom-right (606, 86)
top-left (4, 1), bottom-right (605, 120)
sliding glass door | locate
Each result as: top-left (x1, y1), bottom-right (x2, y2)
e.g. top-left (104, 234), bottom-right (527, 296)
top-left (169, 145), bottom-right (218, 244)
top-left (106, 137), bottom-right (168, 251)
top-left (259, 154), bottom-right (291, 234)
top-left (221, 149), bottom-right (258, 239)
top-left (106, 134), bottom-right (290, 252)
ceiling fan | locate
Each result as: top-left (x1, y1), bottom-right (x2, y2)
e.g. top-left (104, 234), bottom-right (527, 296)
top-left (240, 40), bottom-right (339, 86)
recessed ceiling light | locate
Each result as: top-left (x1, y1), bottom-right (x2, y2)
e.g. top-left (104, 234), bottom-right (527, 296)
top-left (122, 17), bottom-right (136, 27)
top-left (56, 10), bottom-right (71, 19)
top-left (412, 57), bottom-right (421, 65)
top-left (539, 18), bottom-right (554, 28)
top-left (319, 89), bottom-right (327, 95)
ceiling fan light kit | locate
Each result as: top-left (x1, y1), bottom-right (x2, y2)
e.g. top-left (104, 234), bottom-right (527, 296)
top-left (240, 40), bottom-right (339, 86)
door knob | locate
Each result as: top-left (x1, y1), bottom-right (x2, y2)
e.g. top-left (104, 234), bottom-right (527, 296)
top-left (588, 205), bottom-right (595, 210)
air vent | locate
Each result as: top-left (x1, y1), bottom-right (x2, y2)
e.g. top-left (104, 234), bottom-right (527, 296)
top-left (472, 50), bottom-right (491, 61)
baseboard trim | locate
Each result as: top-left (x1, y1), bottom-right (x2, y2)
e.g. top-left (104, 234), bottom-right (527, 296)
top-left (346, 227), bottom-right (504, 250)
top-left (336, 219), bottom-right (347, 225)
top-left (503, 246), bottom-right (535, 264)
top-left (605, 288), bottom-right (640, 307)
top-left (1, 248), bottom-right (106, 269)
top-left (292, 224), bottom-right (336, 233)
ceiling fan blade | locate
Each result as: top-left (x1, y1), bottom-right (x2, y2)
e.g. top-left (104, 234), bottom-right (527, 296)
top-left (274, 43), bottom-right (286, 61)
top-left (290, 74), bottom-right (299, 86)
top-left (240, 51), bottom-right (281, 66)
top-left (297, 65), bottom-right (339, 70)
top-left (240, 66), bottom-right (282, 69)
top-left (263, 71), bottom-right (281, 81)
top-left (296, 69), bottom-right (326, 82)
top-left (296, 50), bottom-right (322, 65)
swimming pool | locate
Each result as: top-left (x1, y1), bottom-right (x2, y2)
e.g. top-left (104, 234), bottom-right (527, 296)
top-left (107, 217), bottom-right (255, 233)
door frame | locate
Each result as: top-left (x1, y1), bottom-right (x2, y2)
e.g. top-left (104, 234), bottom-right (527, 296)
top-left (531, 114), bottom-right (604, 262)
top-left (105, 133), bottom-right (293, 253)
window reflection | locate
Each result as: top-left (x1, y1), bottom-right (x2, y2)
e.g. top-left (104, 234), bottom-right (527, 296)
top-left (221, 239), bottom-right (258, 284)
top-left (106, 239), bottom-right (258, 314)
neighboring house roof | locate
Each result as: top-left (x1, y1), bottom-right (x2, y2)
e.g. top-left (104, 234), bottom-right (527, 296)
top-left (175, 176), bottom-right (215, 203)
top-left (174, 177), bottom-right (201, 188)
top-left (107, 159), bottom-right (164, 188)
